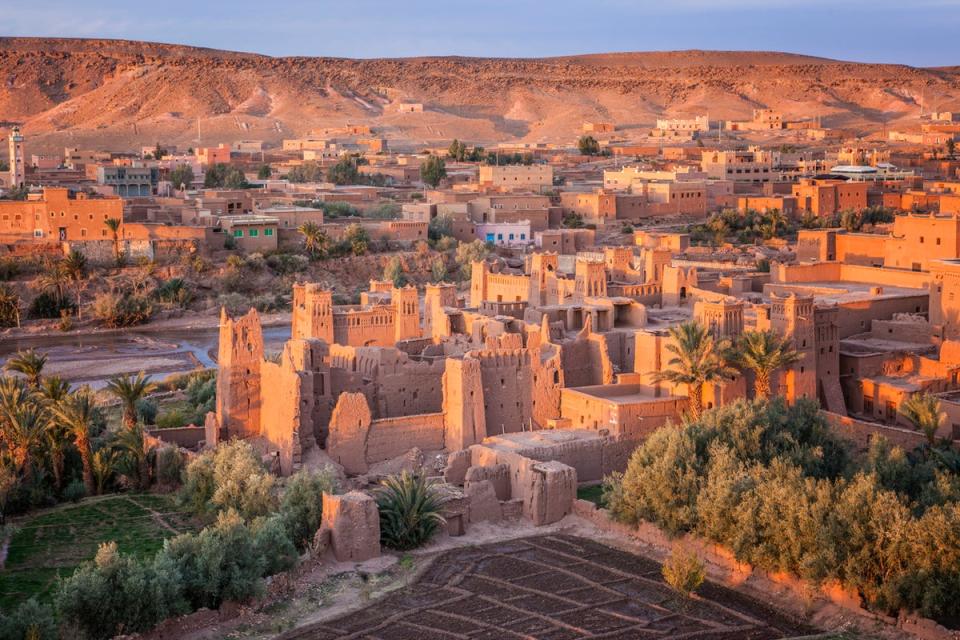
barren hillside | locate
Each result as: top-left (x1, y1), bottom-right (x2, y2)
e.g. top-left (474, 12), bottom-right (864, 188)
top-left (1, 37), bottom-right (958, 153)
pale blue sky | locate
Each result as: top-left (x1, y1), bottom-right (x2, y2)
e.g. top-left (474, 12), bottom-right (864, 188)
top-left (3, 0), bottom-right (959, 66)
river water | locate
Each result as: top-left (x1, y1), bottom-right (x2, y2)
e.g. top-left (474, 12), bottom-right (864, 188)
top-left (0, 325), bottom-right (291, 388)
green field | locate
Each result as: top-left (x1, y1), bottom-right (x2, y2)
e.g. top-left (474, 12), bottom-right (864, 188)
top-left (577, 484), bottom-right (605, 507)
top-left (0, 494), bottom-right (197, 609)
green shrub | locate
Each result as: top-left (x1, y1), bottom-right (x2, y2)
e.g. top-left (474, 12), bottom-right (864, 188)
top-left (608, 397), bottom-right (960, 623)
top-left (156, 410), bottom-right (188, 429)
top-left (0, 257), bottom-right (19, 281)
top-left (92, 290), bottom-right (152, 327)
top-left (376, 471), bottom-right (445, 551)
top-left (265, 253), bottom-right (308, 275)
top-left (157, 510), bottom-right (265, 610)
top-left (662, 547), bottom-right (705, 596)
top-left (279, 468), bottom-right (337, 550)
top-left (29, 291), bottom-right (74, 319)
top-left (156, 445), bottom-right (185, 488)
top-left (136, 398), bottom-right (158, 425)
top-left (253, 515), bottom-right (299, 576)
top-left (0, 597), bottom-right (57, 640)
top-left (55, 542), bottom-right (185, 640)
top-left (180, 440), bottom-right (276, 519)
top-left (63, 478), bottom-right (86, 503)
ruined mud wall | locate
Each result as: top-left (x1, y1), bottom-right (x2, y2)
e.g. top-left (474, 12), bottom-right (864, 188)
top-left (365, 413), bottom-right (446, 463)
top-left (824, 411), bottom-right (928, 453)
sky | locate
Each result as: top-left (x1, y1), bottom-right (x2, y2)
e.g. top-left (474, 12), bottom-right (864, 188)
top-left (3, 0), bottom-right (960, 67)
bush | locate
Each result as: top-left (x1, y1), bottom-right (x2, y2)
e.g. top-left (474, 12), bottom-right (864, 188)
top-left (0, 598), bottom-right (57, 640)
top-left (63, 478), bottom-right (86, 503)
top-left (662, 547), bottom-right (705, 596)
top-left (156, 410), bottom-right (188, 429)
top-left (265, 253), bottom-right (308, 275)
top-left (29, 291), bottom-right (74, 319)
top-left (607, 397), bottom-right (960, 623)
top-left (253, 515), bottom-right (299, 576)
top-left (136, 398), bottom-right (158, 425)
top-left (279, 468), bottom-right (337, 550)
top-left (92, 290), bottom-right (152, 327)
top-left (179, 440), bottom-right (276, 519)
top-left (155, 278), bottom-right (193, 308)
top-left (156, 445), bottom-right (185, 488)
top-left (0, 257), bottom-right (19, 281)
top-left (55, 542), bottom-right (185, 640)
top-left (376, 471), bottom-right (445, 551)
top-left (157, 510), bottom-right (265, 610)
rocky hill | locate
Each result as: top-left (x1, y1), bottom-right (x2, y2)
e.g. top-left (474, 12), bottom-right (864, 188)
top-left (1, 37), bottom-right (958, 152)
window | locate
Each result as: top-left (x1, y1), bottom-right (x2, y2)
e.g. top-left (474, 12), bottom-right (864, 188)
top-left (233, 229), bottom-right (244, 237)
top-left (264, 228), bottom-right (274, 236)
top-left (249, 229), bottom-right (259, 237)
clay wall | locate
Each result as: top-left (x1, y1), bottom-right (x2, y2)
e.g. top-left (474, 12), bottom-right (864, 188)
top-left (215, 308), bottom-right (263, 440)
top-left (823, 411), bottom-right (928, 453)
top-left (365, 413), bottom-right (446, 463)
top-left (559, 386), bottom-right (686, 439)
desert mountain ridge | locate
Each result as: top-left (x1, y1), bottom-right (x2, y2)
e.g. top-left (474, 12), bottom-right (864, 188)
top-left (1, 36), bottom-right (958, 153)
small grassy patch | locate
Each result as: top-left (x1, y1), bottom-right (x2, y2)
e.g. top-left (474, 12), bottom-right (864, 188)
top-left (577, 484), bottom-right (605, 507)
top-left (0, 493), bottom-right (197, 609)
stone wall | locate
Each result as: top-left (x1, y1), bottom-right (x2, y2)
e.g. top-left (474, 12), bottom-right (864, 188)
top-left (366, 413), bottom-right (446, 463)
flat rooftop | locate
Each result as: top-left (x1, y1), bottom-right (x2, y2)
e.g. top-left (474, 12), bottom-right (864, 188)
top-left (564, 384), bottom-right (684, 405)
top-left (764, 281), bottom-right (927, 305)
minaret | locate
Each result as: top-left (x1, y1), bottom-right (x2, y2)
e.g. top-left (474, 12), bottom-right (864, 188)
top-left (8, 127), bottom-right (24, 188)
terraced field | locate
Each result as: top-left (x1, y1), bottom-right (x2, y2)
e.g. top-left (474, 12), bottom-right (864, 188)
top-left (280, 534), bottom-right (816, 639)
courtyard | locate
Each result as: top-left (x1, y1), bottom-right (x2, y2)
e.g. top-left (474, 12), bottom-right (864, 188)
top-left (279, 534), bottom-right (816, 640)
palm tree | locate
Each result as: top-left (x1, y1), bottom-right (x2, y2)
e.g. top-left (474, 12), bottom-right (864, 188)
top-left (92, 448), bottom-right (118, 495)
top-left (0, 376), bottom-right (31, 419)
top-left (376, 471), bottom-right (446, 550)
top-left (5, 349), bottom-right (48, 388)
top-left (37, 260), bottom-right (70, 310)
top-left (106, 371), bottom-right (154, 430)
top-left (114, 423), bottom-right (150, 489)
top-left (63, 250), bottom-right (88, 320)
top-left (0, 401), bottom-right (50, 479)
top-left (0, 284), bottom-right (21, 328)
top-left (899, 393), bottom-right (944, 446)
top-left (298, 221), bottom-right (329, 259)
top-left (735, 329), bottom-right (803, 399)
top-left (104, 218), bottom-right (122, 265)
top-left (653, 321), bottom-right (737, 421)
top-left (39, 376), bottom-right (71, 404)
top-left (50, 389), bottom-right (97, 495)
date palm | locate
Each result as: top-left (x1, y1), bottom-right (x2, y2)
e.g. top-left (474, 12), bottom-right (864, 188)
top-left (63, 249), bottom-right (88, 320)
top-left (653, 321), bottom-right (736, 421)
top-left (899, 393), bottom-right (945, 447)
top-left (106, 371), bottom-right (154, 430)
top-left (39, 376), bottom-right (71, 404)
top-left (298, 221), bottom-right (329, 260)
top-left (105, 218), bottom-right (123, 265)
top-left (0, 401), bottom-right (50, 479)
top-left (0, 284), bottom-right (21, 328)
top-left (37, 260), bottom-right (70, 309)
top-left (5, 349), bottom-right (48, 389)
top-left (92, 448), bottom-right (118, 495)
top-left (736, 329), bottom-right (803, 399)
top-left (114, 422), bottom-right (150, 490)
top-left (50, 389), bottom-right (97, 495)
